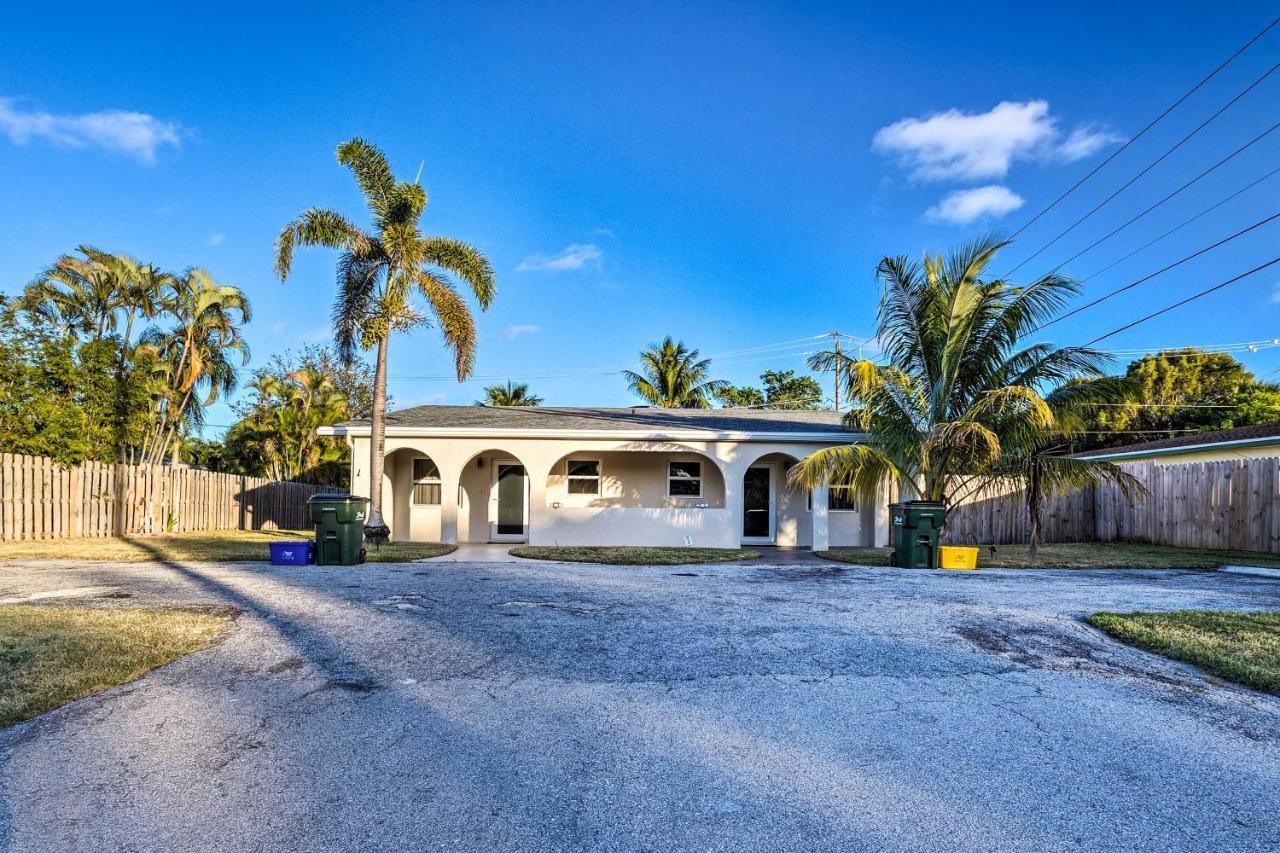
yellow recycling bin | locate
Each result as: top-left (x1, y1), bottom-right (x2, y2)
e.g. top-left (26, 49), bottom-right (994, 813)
top-left (938, 546), bottom-right (979, 570)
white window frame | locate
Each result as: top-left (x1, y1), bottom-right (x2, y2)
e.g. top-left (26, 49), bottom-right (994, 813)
top-left (666, 460), bottom-right (703, 498)
top-left (827, 487), bottom-right (859, 512)
top-left (411, 456), bottom-right (442, 506)
top-left (565, 459), bottom-right (601, 496)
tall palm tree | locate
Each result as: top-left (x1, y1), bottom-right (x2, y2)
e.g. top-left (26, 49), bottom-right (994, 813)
top-left (140, 269), bottom-right (251, 464)
top-left (624, 337), bottom-right (728, 408)
top-left (23, 245), bottom-right (129, 340)
top-left (478, 381), bottom-right (542, 406)
top-left (274, 138), bottom-right (495, 537)
top-left (791, 238), bottom-right (1111, 507)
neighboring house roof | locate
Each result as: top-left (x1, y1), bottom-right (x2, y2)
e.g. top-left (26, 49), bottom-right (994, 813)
top-left (1076, 420), bottom-right (1280, 461)
top-left (322, 405), bottom-right (854, 441)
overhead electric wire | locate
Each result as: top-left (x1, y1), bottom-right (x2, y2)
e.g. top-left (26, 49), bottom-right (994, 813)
top-left (1076, 162), bottom-right (1280, 284)
top-left (1034, 122), bottom-right (1280, 280)
top-left (1034, 211), bottom-right (1280, 333)
top-left (1083, 257), bottom-right (1280, 346)
top-left (1005, 60), bottom-right (1280, 277)
top-left (1005, 16), bottom-right (1280, 242)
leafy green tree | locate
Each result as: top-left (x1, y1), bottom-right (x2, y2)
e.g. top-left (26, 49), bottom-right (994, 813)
top-left (790, 238), bottom-right (1109, 505)
top-left (625, 337), bottom-right (728, 408)
top-left (275, 138), bottom-right (495, 535)
top-left (761, 369), bottom-right (824, 409)
top-left (715, 384), bottom-right (766, 408)
top-left (1080, 349), bottom-right (1280, 449)
top-left (0, 301), bottom-right (154, 464)
top-left (478, 381), bottom-right (542, 406)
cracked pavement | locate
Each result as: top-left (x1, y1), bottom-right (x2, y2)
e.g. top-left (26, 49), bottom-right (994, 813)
top-left (1, 558), bottom-right (1279, 851)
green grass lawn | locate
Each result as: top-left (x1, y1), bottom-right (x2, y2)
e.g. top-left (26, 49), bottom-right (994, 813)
top-left (0, 605), bottom-right (236, 726)
top-left (1088, 610), bottom-right (1280, 694)
top-left (818, 542), bottom-right (1280, 570)
top-left (0, 529), bottom-right (456, 563)
top-left (509, 545), bottom-right (760, 565)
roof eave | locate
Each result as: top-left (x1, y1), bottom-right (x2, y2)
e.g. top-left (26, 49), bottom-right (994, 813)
top-left (1076, 435), bottom-right (1280, 462)
top-left (318, 424), bottom-right (861, 443)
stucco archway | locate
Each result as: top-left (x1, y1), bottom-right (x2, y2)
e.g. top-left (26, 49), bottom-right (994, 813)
top-left (456, 448), bottom-right (533, 543)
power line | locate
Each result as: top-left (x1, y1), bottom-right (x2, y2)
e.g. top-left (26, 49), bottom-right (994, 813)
top-left (1005, 17), bottom-right (1280, 242)
top-left (1005, 60), bottom-right (1280, 277)
top-left (1035, 211), bottom-right (1280, 333)
top-left (1084, 258), bottom-right (1280, 346)
top-left (1077, 163), bottom-right (1280, 284)
top-left (1034, 122), bottom-right (1280, 279)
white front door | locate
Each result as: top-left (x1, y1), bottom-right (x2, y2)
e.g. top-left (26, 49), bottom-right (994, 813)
top-left (489, 463), bottom-right (529, 542)
top-left (741, 464), bottom-right (775, 544)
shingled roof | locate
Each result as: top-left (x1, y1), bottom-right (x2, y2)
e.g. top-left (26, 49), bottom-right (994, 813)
top-left (1076, 420), bottom-right (1280, 459)
top-left (334, 405), bottom-right (849, 435)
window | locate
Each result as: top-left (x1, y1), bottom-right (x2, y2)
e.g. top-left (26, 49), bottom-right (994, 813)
top-left (828, 487), bottom-right (859, 512)
top-left (412, 457), bottom-right (441, 505)
top-left (668, 460), bottom-right (702, 497)
top-left (566, 459), bottom-right (600, 495)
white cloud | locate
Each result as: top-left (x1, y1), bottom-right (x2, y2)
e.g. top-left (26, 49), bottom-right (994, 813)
top-left (0, 97), bottom-right (184, 164)
top-left (503, 323), bottom-right (540, 338)
top-left (873, 100), bottom-right (1121, 182)
top-left (516, 243), bottom-right (602, 273)
top-left (874, 100), bottom-right (1056, 182)
top-left (1058, 125), bottom-right (1125, 161)
top-left (1269, 283), bottom-right (1280, 305)
top-left (206, 233), bottom-right (226, 246)
top-left (926, 185), bottom-right (1025, 226)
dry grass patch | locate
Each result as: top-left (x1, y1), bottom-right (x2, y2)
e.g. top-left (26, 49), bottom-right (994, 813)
top-left (0, 529), bottom-right (455, 563)
top-left (509, 546), bottom-right (759, 565)
top-left (818, 542), bottom-right (1280, 570)
top-left (0, 605), bottom-right (236, 727)
top-left (1088, 610), bottom-right (1280, 694)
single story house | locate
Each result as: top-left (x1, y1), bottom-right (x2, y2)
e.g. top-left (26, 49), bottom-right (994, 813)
top-left (1075, 420), bottom-right (1280, 465)
top-left (319, 405), bottom-right (888, 550)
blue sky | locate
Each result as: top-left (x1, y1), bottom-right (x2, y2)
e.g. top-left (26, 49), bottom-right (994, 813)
top-left (2, 2), bottom-right (1278, 435)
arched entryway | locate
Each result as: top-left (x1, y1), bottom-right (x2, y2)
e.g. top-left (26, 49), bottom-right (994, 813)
top-left (457, 449), bottom-right (532, 543)
top-left (741, 452), bottom-right (809, 547)
top-left (383, 448), bottom-right (444, 541)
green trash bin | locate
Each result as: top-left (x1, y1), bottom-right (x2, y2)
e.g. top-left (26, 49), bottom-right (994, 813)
top-left (309, 493), bottom-right (369, 566)
top-left (889, 501), bottom-right (947, 569)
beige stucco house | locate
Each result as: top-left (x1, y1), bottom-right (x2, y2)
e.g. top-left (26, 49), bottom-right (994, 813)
top-left (320, 406), bottom-right (887, 550)
top-left (1076, 420), bottom-right (1280, 465)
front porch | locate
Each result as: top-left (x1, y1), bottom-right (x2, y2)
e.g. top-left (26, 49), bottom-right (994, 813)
top-left (375, 442), bottom-right (888, 550)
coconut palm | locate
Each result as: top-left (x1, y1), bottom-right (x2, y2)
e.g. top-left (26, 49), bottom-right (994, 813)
top-left (274, 138), bottom-right (495, 537)
top-left (624, 337), bottom-right (728, 408)
top-left (791, 237), bottom-right (1111, 507)
top-left (140, 269), bottom-right (251, 464)
top-left (477, 381), bottom-right (542, 407)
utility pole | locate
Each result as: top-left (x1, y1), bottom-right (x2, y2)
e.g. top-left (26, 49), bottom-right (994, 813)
top-left (825, 331), bottom-right (845, 412)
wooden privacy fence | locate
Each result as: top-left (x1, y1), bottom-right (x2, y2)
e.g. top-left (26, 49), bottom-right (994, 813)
top-left (0, 453), bottom-right (333, 541)
top-left (945, 457), bottom-right (1280, 553)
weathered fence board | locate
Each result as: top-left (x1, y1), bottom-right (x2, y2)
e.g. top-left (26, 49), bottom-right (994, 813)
top-left (945, 456), bottom-right (1280, 554)
top-left (0, 453), bottom-right (332, 541)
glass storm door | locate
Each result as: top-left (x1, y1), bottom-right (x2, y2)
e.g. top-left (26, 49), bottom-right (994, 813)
top-left (742, 466), bottom-right (773, 542)
top-left (493, 464), bottom-right (527, 540)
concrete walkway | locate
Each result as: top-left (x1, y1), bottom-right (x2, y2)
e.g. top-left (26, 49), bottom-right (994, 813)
top-left (1, 559), bottom-right (1279, 851)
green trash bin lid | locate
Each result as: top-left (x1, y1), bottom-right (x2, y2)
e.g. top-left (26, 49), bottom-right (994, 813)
top-left (307, 493), bottom-right (370, 503)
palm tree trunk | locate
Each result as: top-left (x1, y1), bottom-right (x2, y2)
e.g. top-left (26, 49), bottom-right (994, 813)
top-left (364, 335), bottom-right (391, 537)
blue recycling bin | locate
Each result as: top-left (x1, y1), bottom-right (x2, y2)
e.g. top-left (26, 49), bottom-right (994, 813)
top-left (268, 540), bottom-right (314, 566)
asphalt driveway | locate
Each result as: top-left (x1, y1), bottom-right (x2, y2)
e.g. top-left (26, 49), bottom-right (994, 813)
top-left (1, 557), bottom-right (1279, 852)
